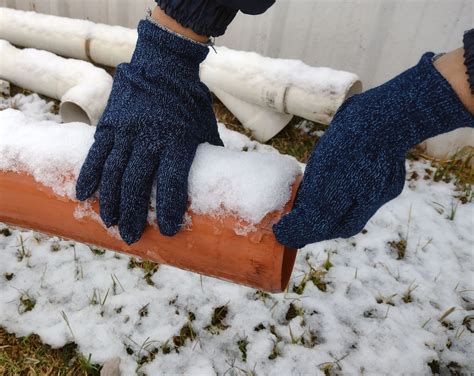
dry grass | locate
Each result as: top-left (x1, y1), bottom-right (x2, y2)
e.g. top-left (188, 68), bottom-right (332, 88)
top-left (0, 327), bottom-right (100, 376)
top-left (9, 84), bottom-right (60, 115)
top-left (213, 96), bottom-right (322, 163)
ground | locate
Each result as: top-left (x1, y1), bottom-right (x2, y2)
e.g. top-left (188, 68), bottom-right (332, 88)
top-left (0, 90), bottom-right (473, 375)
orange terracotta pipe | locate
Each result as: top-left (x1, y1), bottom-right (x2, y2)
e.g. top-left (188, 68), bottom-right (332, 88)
top-left (0, 171), bottom-right (300, 292)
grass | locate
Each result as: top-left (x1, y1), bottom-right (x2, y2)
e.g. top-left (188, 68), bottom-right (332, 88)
top-left (16, 235), bottom-right (31, 262)
top-left (213, 96), bottom-right (322, 163)
top-left (292, 259), bottom-right (329, 295)
top-left (128, 257), bottom-right (160, 286)
top-left (237, 337), bottom-right (249, 362)
top-left (18, 291), bottom-right (36, 314)
top-left (389, 238), bottom-right (407, 260)
top-left (0, 227), bottom-right (12, 237)
top-left (411, 146), bottom-right (473, 204)
top-left (0, 327), bottom-right (100, 375)
top-left (206, 305), bottom-right (230, 334)
top-left (285, 302), bottom-right (305, 321)
top-left (402, 281), bottom-right (418, 304)
top-left (7, 84), bottom-right (61, 114)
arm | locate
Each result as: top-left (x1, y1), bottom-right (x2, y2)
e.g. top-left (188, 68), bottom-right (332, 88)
top-left (274, 45), bottom-right (474, 249)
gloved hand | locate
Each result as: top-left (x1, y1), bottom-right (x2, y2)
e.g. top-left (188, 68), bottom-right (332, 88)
top-left (274, 53), bottom-right (474, 249)
top-left (76, 18), bottom-right (222, 244)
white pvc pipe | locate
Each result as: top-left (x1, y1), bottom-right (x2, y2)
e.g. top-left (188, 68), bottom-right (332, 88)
top-left (0, 7), bottom-right (137, 67)
top-left (202, 47), bottom-right (362, 125)
top-left (211, 86), bottom-right (293, 142)
top-left (0, 40), bottom-right (113, 125)
top-left (1, 7), bottom-right (470, 157)
top-left (0, 8), bottom-right (361, 126)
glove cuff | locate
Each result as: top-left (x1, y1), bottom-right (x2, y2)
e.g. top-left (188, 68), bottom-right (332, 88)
top-left (130, 18), bottom-right (210, 73)
top-left (399, 52), bottom-right (474, 148)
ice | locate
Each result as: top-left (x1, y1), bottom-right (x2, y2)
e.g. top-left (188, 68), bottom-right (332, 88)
top-left (0, 95), bottom-right (301, 224)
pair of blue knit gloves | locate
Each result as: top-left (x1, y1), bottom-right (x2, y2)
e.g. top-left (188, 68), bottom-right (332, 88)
top-left (77, 18), bottom-right (474, 248)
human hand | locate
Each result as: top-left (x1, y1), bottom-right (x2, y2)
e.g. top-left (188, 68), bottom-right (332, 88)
top-left (274, 53), bottom-right (474, 248)
top-left (76, 18), bottom-right (222, 244)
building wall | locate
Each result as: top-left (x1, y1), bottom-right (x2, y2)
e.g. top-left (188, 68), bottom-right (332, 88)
top-left (0, 0), bottom-right (472, 88)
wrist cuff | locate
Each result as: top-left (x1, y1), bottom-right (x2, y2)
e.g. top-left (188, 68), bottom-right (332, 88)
top-left (155, 0), bottom-right (238, 37)
top-left (463, 29), bottom-right (474, 94)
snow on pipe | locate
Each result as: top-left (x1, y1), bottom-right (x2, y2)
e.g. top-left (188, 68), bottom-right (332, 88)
top-left (0, 8), bottom-right (362, 140)
top-left (202, 47), bottom-right (362, 127)
top-left (0, 109), bottom-right (302, 291)
top-left (0, 40), bottom-right (113, 125)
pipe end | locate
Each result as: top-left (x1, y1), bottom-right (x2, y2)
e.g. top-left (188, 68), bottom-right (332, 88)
top-left (60, 101), bottom-right (92, 125)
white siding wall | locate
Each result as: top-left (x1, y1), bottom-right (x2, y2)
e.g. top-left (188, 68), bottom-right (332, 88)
top-left (0, 0), bottom-right (472, 88)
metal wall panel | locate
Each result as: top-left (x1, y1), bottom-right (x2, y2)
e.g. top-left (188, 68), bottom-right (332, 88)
top-left (1, 0), bottom-right (472, 88)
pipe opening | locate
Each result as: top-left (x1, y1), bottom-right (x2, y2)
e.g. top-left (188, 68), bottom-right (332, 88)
top-left (345, 80), bottom-right (363, 100)
top-left (60, 101), bottom-right (92, 125)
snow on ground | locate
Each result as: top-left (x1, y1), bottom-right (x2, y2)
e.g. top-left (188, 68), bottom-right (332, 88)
top-left (0, 94), bottom-right (473, 375)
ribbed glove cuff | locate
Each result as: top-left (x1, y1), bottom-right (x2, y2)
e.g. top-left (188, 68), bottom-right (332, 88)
top-left (402, 52), bottom-right (474, 149)
top-left (130, 18), bottom-right (209, 77)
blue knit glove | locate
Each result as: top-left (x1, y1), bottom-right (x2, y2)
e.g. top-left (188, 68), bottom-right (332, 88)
top-left (274, 53), bottom-right (474, 249)
top-left (76, 18), bottom-right (222, 244)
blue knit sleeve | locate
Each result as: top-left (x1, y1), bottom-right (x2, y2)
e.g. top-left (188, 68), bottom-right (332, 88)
top-left (216, 0), bottom-right (275, 14)
top-left (155, 0), bottom-right (274, 37)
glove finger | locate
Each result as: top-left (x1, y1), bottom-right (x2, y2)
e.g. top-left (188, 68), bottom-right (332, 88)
top-left (273, 198), bottom-right (353, 249)
top-left (155, 144), bottom-right (196, 236)
top-left (99, 135), bottom-right (134, 227)
top-left (118, 142), bottom-right (160, 245)
top-left (330, 203), bottom-right (370, 239)
top-left (76, 127), bottom-right (114, 200)
top-left (332, 159), bottom-right (407, 239)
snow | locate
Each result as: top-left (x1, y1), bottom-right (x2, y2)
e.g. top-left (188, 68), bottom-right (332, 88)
top-left (0, 158), bottom-right (472, 375)
top-left (189, 144), bottom-right (299, 223)
top-left (0, 93), bottom-right (473, 375)
top-left (0, 94), bottom-right (301, 225)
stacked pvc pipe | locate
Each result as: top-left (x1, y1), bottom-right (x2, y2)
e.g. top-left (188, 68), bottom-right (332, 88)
top-left (0, 7), bottom-right (362, 141)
